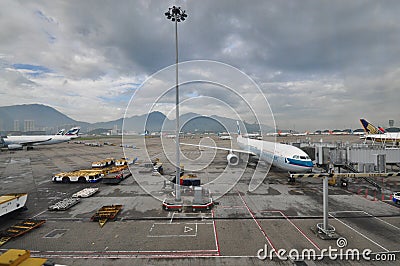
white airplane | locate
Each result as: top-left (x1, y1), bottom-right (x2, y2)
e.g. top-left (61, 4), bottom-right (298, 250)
top-left (182, 122), bottom-right (313, 172)
top-left (218, 133), bottom-right (232, 140)
top-left (360, 118), bottom-right (400, 144)
top-left (1, 127), bottom-right (80, 150)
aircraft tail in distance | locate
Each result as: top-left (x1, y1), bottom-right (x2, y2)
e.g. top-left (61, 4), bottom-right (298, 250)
top-left (236, 121), bottom-right (241, 135)
top-left (360, 119), bottom-right (385, 134)
top-left (65, 127), bottom-right (80, 137)
top-left (56, 129), bottom-right (65, 135)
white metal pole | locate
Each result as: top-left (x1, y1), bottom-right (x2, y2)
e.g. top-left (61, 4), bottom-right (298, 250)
top-left (175, 17), bottom-right (181, 202)
top-left (323, 176), bottom-right (328, 231)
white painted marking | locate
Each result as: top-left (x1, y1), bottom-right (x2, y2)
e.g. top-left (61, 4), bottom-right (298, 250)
top-left (266, 210), bottom-right (320, 251)
top-left (361, 211), bottom-right (400, 231)
top-left (147, 223), bottom-right (198, 237)
top-left (184, 226), bottom-right (193, 233)
top-left (31, 209), bottom-right (47, 218)
top-left (329, 214), bottom-right (389, 252)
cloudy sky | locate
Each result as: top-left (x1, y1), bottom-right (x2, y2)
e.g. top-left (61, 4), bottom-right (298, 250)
top-left (1, 0), bottom-right (400, 131)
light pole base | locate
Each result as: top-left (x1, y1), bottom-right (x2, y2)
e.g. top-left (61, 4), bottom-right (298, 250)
top-left (311, 224), bottom-right (339, 240)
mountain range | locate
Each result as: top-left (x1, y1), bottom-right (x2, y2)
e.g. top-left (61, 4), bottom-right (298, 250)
top-left (0, 104), bottom-right (267, 134)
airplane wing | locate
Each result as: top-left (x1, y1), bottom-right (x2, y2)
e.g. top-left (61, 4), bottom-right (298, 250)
top-left (180, 142), bottom-right (257, 156)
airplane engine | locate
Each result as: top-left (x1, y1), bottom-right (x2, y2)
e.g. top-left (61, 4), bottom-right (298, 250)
top-left (227, 153), bottom-right (239, 166)
top-left (8, 144), bottom-right (23, 150)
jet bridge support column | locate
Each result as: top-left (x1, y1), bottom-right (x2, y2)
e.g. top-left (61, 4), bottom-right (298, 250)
top-left (322, 176), bottom-right (329, 232)
top-left (316, 169), bottom-right (337, 239)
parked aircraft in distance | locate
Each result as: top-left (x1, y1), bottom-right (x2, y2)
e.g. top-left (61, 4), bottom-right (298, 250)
top-left (0, 127), bottom-right (80, 150)
top-left (182, 122), bottom-right (313, 172)
top-left (218, 132), bottom-right (232, 140)
top-left (360, 118), bottom-right (400, 144)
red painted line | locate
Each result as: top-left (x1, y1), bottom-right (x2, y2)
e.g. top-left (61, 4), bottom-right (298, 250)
top-left (211, 209), bottom-right (221, 256)
top-left (34, 253), bottom-right (221, 259)
top-left (31, 250), bottom-right (220, 258)
top-left (32, 250), bottom-right (218, 254)
top-left (237, 191), bottom-right (277, 253)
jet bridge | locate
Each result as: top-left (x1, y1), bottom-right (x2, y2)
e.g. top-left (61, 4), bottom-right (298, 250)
top-left (311, 144), bottom-right (400, 172)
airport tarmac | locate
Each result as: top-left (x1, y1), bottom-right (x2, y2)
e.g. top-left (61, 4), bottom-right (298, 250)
top-left (0, 135), bottom-right (399, 265)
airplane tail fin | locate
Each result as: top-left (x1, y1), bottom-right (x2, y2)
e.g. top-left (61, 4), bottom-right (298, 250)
top-left (360, 119), bottom-right (382, 134)
top-left (56, 129), bottom-right (65, 136)
top-left (236, 121), bottom-right (241, 135)
top-left (65, 127), bottom-right (80, 137)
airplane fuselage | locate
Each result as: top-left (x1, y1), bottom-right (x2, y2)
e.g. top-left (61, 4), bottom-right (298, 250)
top-left (1, 127), bottom-right (80, 149)
top-left (237, 135), bottom-right (313, 172)
top-left (2, 135), bottom-right (74, 146)
top-left (362, 133), bottom-right (400, 143)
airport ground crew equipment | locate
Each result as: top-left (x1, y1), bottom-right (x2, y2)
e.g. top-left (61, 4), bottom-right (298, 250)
top-left (72, 188), bottom-right (99, 198)
top-left (180, 173), bottom-right (200, 186)
top-left (0, 220), bottom-right (45, 247)
top-left (91, 205), bottom-right (122, 227)
top-left (52, 169), bottom-right (104, 183)
top-left (102, 165), bottom-right (132, 184)
top-left (152, 158), bottom-right (164, 175)
top-left (162, 199), bottom-right (183, 212)
top-left (0, 193), bottom-right (28, 217)
top-left (48, 198), bottom-right (80, 211)
top-left (92, 158), bottom-right (115, 168)
top-left (393, 192), bottom-right (400, 204)
top-left (0, 249), bottom-right (50, 266)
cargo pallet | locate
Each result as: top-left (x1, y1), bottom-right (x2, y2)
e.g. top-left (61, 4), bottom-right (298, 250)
top-left (48, 197), bottom-right (80, 211)
top-left (0, 219), bottom-right (46, 246)
top-left (72, 188), bottom-right (99, 198)
top-left (91, 205), bottom-right (122, 227)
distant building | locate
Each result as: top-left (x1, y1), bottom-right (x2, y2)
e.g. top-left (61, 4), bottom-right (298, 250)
top-left (14, 120), bottom-right (20, 131)
top-left (24, 120), bottom-right (35, 132)
top-left (110, 124), bottom-right (119, 135)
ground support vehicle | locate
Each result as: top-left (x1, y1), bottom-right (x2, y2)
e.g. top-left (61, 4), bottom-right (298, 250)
top-left (0, 193), bottom-right (28, 217)
top-left (393, 192), bottom-right (400, 204)
top-left (52, 169), bottom-right (104, 183)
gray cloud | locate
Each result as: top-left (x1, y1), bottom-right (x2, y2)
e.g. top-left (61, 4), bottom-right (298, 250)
top-left (0, 0), bottom-right (399, 129)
